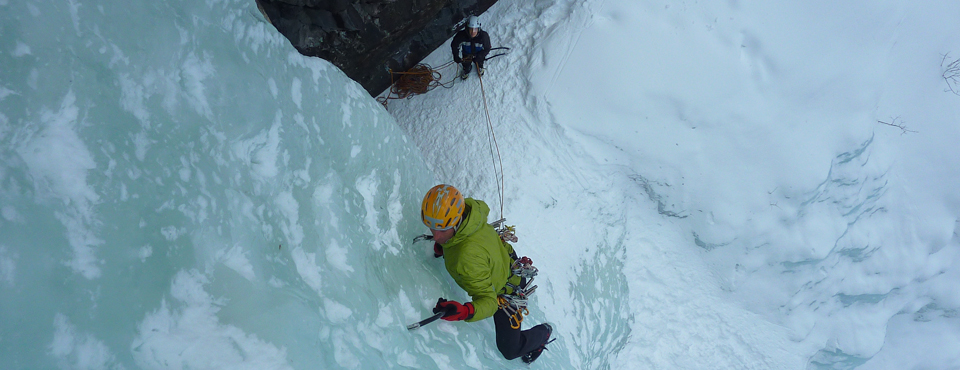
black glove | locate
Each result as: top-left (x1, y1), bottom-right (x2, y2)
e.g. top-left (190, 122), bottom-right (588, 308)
top-left (454, 56), bottom-right (462, 63)
top-left (433, 242), bottom-right (443, 258)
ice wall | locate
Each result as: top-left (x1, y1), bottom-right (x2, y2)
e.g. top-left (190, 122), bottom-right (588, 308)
top-left (0, 0), bottom-right (469, 368)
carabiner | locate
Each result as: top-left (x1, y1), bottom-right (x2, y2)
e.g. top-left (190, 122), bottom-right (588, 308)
top-left (509, 312), bottom-right (523, 329)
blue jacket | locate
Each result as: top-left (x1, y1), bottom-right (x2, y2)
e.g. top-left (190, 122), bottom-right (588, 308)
top-left (451, 29), bottom-right (491, 61)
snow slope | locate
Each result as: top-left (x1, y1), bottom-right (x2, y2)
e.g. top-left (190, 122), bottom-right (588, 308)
top-left (387, 0), bottom-right (960, 368)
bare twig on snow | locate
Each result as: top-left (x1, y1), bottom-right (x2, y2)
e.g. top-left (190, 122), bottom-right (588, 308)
top-left (877, 116), bottom-right (917, 135)
top-left (942, 53), bottom-right (960, 96)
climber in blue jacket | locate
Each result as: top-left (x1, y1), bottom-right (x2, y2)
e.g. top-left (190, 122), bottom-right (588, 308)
top-left (451, 16), bottom-right (492, 80)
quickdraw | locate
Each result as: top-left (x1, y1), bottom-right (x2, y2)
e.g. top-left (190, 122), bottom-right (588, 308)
top-left (498, 295), bottom-right (529, 329)
top-left (490, 218), bottom-right (518, 243)
top-left (499, 256), bottom-right (538, 329)
top-left (510, 256), bottom-right (538, 279)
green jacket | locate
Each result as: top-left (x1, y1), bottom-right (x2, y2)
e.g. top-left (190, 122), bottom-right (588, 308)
top-left (441, 198), bottom-right (521, 322)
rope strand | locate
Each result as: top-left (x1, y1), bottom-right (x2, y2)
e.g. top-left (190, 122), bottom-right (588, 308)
top-left (380, 59), bottom-right (506, 219)
top-left (476, 61), bottom-right (506, 220)
top-left (377, 61), bottom-right (458, 107)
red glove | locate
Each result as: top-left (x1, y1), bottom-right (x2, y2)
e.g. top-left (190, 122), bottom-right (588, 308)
top-left (433, 298), bottom-right (475, 321)
top-left (434, 242), bottom-right (443, 258)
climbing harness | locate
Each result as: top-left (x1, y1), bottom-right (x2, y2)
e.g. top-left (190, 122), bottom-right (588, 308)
top-left (499, 256), bottom-right (539, 329)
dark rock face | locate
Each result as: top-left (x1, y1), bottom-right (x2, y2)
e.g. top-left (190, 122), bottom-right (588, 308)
top-left (256, 0), bottom-right (497, 96)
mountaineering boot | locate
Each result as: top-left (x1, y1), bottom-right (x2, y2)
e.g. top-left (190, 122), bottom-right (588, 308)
top-left (478, 67), bottom-right (485, 78)
top-left (460, 64), bottom-right (472, 80)
top-left (521, 323), bottom-right (555, 364)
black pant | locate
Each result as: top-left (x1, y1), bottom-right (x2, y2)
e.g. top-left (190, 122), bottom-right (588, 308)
top-left (460, 59), bottom-right (484, 74)
top-left (493, 309), bottom-right (551, 360)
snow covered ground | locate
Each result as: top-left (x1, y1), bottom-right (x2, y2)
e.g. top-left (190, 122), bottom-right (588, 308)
top-left (388, 0), bottom-right (960, 368)
top-left (1, 0), bottom-right (959, 368)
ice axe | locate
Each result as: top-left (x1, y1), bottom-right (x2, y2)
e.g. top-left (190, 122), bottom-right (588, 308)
top-left (406, 305), bottom-right (456, 330)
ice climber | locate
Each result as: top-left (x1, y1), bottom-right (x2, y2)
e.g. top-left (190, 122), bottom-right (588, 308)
top-left (421, 184), bottom-right (554, 363)
top-left (451, 15), bottom-right (491, 80)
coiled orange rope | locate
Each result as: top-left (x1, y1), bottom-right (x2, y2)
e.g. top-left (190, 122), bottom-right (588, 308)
top-left (377, 62), bottom-right (457, 107)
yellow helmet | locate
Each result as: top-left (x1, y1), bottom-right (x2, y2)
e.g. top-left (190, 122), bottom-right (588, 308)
top-left (421, 184), bottom-right (465, 230)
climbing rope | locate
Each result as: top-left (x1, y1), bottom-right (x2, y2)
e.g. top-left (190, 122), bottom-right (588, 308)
top-left (377, 61), bottom-right (458, 107)
top-left (398, 52), bottom-right (508, 230)
top-left (476, 60), bottom-right (506, 220)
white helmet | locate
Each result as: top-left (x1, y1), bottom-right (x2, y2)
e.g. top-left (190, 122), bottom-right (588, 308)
top-left (467, 16), bottom-right (480, 29)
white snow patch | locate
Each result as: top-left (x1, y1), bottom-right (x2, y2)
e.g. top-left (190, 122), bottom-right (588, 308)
top-left (383, 170), bottom-right (404, 253)
top-left (26, 3), bottom-right (39, 16)
top-left (397, 351), bottom-right (418, 367)
top-left (177, 156), bottom-right (191, 182)
top-left (1, 205), bottom-right (22, 222)
top-left (267, 78), bottom-right (278, 98)
top-left (50, 313), bottom-right (120, 370)
top-left (290, 246), bottom-right (322, 294)
top-left (324, 238), bottom-right (353, 272)
top-left (13, 42), bottom-right (31, 56)
top-left (160, 226), bottom-right (181, 241)
top-left (274, 191), bottom-right (303, 246)
top-left (340, 102), bottom-right (352, 127)
top-left (131, 270), bottom-right (292, 369)
top-left (65, 0), bottom-right (80, 33)
top-left (16, 92), bottom-right (98, 207)
top-left (16, 91), bottom-right (102, 279)
top-left (132, 130), bottom-right (151, 161)
top-left (374, 305), bottom-right (394, 328)
top-left (216, 245), bottom-right (256, 281)
top-left (313, 181), bottom-right (335, 205)
top-left (354, 170), bottom-right (382, 251)
top-left (233, 113), bottom-right (282, 179)
top-left (137, 245), bottom-right (152, 263)
top-left (0, 246), bottom-right (15, 287)
top-left (180, 52), bottom-right (215, 119)
top-left (118, 74), bottom-right (151, 129)
top-left (267, 276), bottom-right (285, 288)
top-left (331, 329), bottom-right (360, 368)
top-left (290, 77), bottom-right (302, 110)
top-left (0, 86), bottom-right (14, 100)
top-left (322, 298), bottom-right (352, 324)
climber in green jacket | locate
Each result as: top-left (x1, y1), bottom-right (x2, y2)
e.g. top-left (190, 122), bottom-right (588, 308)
top-left (421, 184), bottom-right (553, 363)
